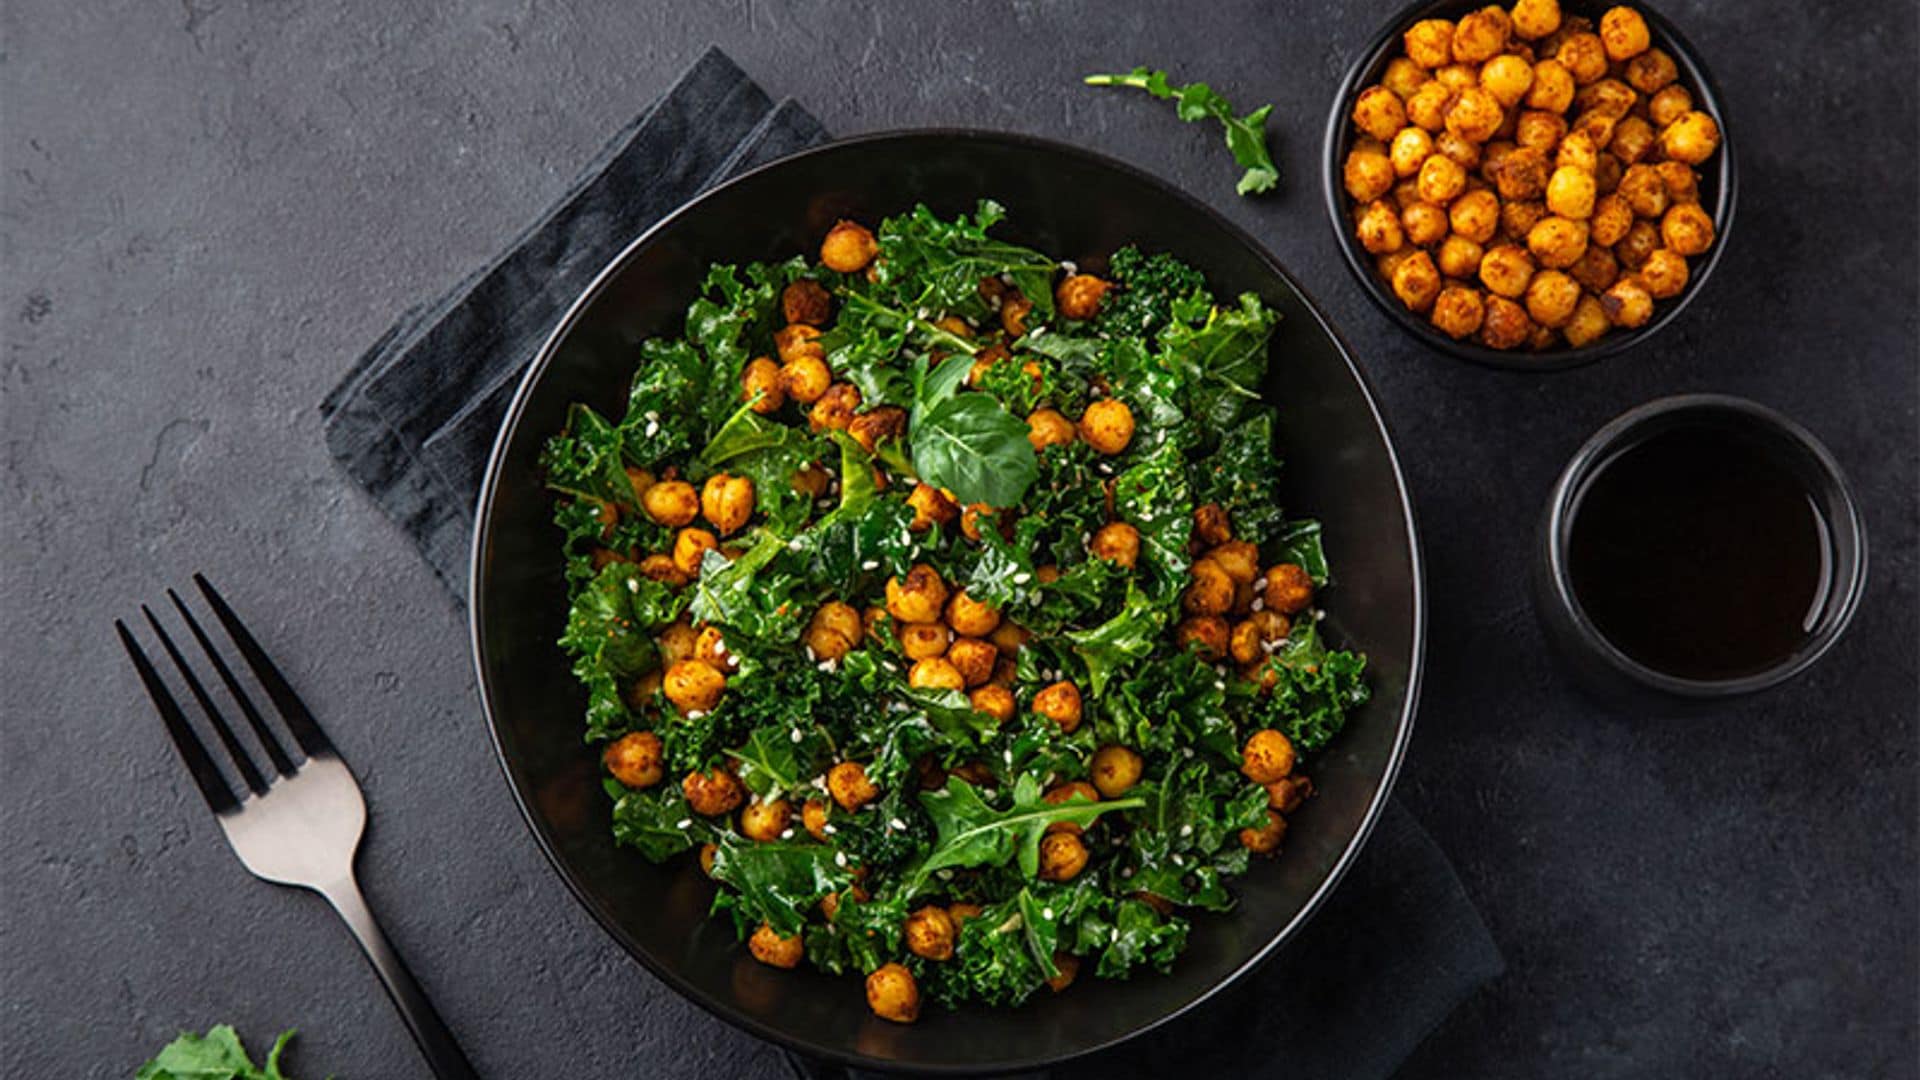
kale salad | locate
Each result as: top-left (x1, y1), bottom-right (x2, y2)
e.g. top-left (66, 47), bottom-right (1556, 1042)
top-left (541, 201), bottom-right (1369, 1023)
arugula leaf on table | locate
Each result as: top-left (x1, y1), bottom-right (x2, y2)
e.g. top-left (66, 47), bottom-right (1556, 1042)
top-left (905, 775), bottom-right (1141, 896)
top-left (136, 1025), bottom-right (297, 1080)
top-left (1084, 68), bottom-right (1279, 196)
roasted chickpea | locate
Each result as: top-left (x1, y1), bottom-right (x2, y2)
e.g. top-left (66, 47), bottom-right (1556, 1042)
top-left (809, 381), bottom-right (861, 433)
top-left (1240, 809), bottom-right (1288, 854)
top-left (1038, 831), bottom-right (1090, 882)
top-left (1625, 47), bottom-right (1678, 94)
top-left (1390, 250), bottom-right (1443, 312)
top-left (1600, 274), bottom-right (1654, 327)
top-left (1383, 56), bottom-right (1428, 99)
top-left (780, 354), bottom-right (831, 406)
top-left (800, 798), bottom-right (831, 842)
top-left (683, 766), bottom-right (744, 816)
top-left (1033, 680), bottom-right (1083, 732)
top-left (1192, 503), bottom-right (1233, 546)
top-left (1523, 269), bottom-right (1582, 327)
top-left (670, 527), bottom-right (717, 578)
top-left (1079, 399), bottom-right (1136, 456)
top-left (1654, 161), bottom-right (1699, 205)
top-left (1084, 521), bottom-right (1140, 569)
top-left (1594, 153), bottom-right (1624, 196)
top-left (1444, 86), bottom-right (1504, 143)
top-left (1437, 234), bottom-right (1485, 278)
top-left (1027, 407), bottom-right (1077, 452)
top-left (1399, 81), bottom-right (1449, 133)
top-left (805, 602), bottom-right (863, 663)
top-left (1526, 58), bottom-right (1576, 111)
top-left (886, 564), bottom-right (949, 624)
top-left (1046, 952), bottom-right (1081, 993)
top-left (1556, 31), bottom-right (1607, 84)
top-left (1489, 144), bottom-right (1548, 202)
top-left (1451, 6), bottom-right (1511, 62)
top-left (1616, 219), bottom-right (1661, 269)
top-left (946, 638), bottom-right (997, 688)
top-left (1430, 284), bottom-right (1486, 339)
top-left (1661, 111), bottom-right (1721, 165)
top-left (1546, 165), bottom-right (1598, 221)
top-left (1589, 193), bottom-right (1635, 248)
top-left (905, 482), bottom-right (958, 533)
top-left (1176, 615), bottom-right (1231, 660)
top-left (1262, 563), bottom-right (1315, 615)
top-left (898, 621), bottom-right (951, 661)
top-left (1563, 293), bottom-right (1612, 346)
top-left (1527, 215), bottom-right (1589, 269)
top-left (740, 356), bottom-right (787, 415)
top-left (658, 620), bottom-right (698, 667)
top-left (1182, 557), bottom-right (1236, 616)
top-left (1352, 85), bottom-right (1408, 142)
top-left (1478, 243), bottom-right (1536, 298)
top-left (664, 659), bottom-right (726, 714)
top-left (786, 461), bottom-right (829, 501)
top-left (1571, 105), bottom-right (1618, 147)
top-left (866, 963), bottom-right (920, 1024)
top-left (1513, 109), bottom-right (1567, 152)
top-left (969, 684), bottom-right (1016, 723)
top-left (1550, 130), bottom-right (1597, 175)
top-left (1403, 18), bottom-right (1455, 68)
top-left (909, 657), bottom-right (964, 693)
top-left (1639, 248), bottom-right (1690, 299)
top-left (1577, 77), bottom-right (1638, 120)
top-left (740, 797), bottom-right (792, 843)
top-left (1000, 291), bottom-right (1034, 337)
top-left (1609, 116), bottom-right (1656, 166)
top-left (1266, 774), bottom-right (1316, 813)
top-left (905, 906), bottom-right (957, 962)
top-left (748, 923), bottom-right (803, 969)
top-left (1660, 203), bottom-right (1715, 256)
top-left (698, 842), bottom-right (719, 877)
top-left (640, 479), bottom-right (698, 528)
top-left (637, 554), bottom-right (690, 588)
top-left (1479, 295), bottom-right (1534, 350)
top-left (1229, 609), bottom-right (1292, 665)
top-left (1480, 54), bottom-right (1535, 107)
top-left (1402, 202), bottom-right (1450, 247)
top-left (847, 405), bottom-right (907, 455)
top-left (1389, 127), bottom-right (1433, 178)
top-left (1356, 198), bottom-right (1406, 254)
top-left (699, 474), bottom-right (754, 536)
top-left (988, 621), bottom-right (1030, 656)
top-left (1055, 273), bottom-right (1111, 321)
top-left (1598, 6), bottom-right (1651, 61)
top-left (1436, 62), bottom-right (1480, 94)
top-left (1648, 84), bottom-right (1693, 128)
top-left (827, 761), bottom-right (879, 812)
top-left (1344, 142), bottom-right (1397, 201)
top-left (1511, 0), bottom-right (1562, 40)
top-left (1568, 243), bottom-right (1621, 292)
top-left (1242, 728), bottom-right (1297, 783)
top-left (781, 278), bottom-right (832, 327)
top-left (1449, 188), bottom-right (1501, 243)
top-left (1083, 745), bottom-right (1143, 800)
top-left (1435, 131), bottom-right (1483, 171)
top-left (820, 219), bottom-right (879, 273)
top-left (604, 731), bottom-right (664, 789)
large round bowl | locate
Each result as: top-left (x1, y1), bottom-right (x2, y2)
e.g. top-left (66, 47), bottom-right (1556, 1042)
top-left (471, 130), bottom-right (1425, 1074)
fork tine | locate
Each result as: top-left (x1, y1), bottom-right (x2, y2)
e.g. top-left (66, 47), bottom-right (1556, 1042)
top-left (143, 605), bottom-right (269, 797)
top-left (192, 574), bottom-right (333, 757)
top-left (116, 620), bottom-right (240, 813)
top-left (168, 588), bottom-right (296, 778)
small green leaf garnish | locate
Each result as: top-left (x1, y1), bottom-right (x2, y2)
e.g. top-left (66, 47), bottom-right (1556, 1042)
top-left (1084, 68), bottom-right (1279, 195)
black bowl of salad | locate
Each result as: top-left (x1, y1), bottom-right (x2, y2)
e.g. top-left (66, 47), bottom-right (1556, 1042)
top-left (470, 130), bottom-right (1424, 1074)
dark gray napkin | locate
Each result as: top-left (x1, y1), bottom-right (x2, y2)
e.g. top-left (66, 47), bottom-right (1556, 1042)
top-left (318, 46), bottom-right (1502, 1079)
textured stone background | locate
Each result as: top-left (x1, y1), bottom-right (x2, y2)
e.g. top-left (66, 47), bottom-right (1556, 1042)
top-left (3, 1), bottom-right (1914, 1077)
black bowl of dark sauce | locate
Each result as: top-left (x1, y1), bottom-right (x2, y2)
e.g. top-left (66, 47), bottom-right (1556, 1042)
top-left (1538, 395), bottom-right (1867, 698)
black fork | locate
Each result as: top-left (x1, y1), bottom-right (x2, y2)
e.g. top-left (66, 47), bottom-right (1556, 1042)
top-left (117, 575), bottom-right (478, 1080)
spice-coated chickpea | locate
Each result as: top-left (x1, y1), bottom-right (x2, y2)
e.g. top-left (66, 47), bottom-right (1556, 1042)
top-left (1404, 81), bottom-right (1455, 132)
top-left (1617, 164), bottom-right (1671, 218)
top-left (1242, 729), bottom-right (1297, 783)
top-left (1601, 274), bottom-right (1654, 327)
top-left (1000, 292), bottom-right (1033, 337)
top-left (827, 761), bottom-right (879, 811)
top-left (1038, 831), bottom-right (1090, 882)
top-left (958, 502), bottom-right (995, 542)
top-left (1079, 399), bottom-right (1136, 455)
top-left (658, 621), bottom-right (698, 667)
top-left (898, 621), bottom-right (952, 660)
top-left (1183, 557), bottom-right (1236, 616)
top-left (1479, 244), bottom-right (1536, 298)
top-left (1556, 32), bottom-right (1608, 85)
top-left (671, 527), bottom-right (717, 577)
top-left (1660, 203), bottom-right (1715, 256)
top-left (1438, 234), bottom-right (1485, 278)
top-left (1262, 562), bottom-right (1315, 614)
top-left (1033, 680), bottom-right (1083, 732)
top-left (1610, 116), bottom-right (1656, 167)
top-left (1524, 269), bottom-right (1582, 328)
top-left (1434, 131), bottom-right (1482, 171)
top-left (1511, 0), bottom-right (1562, 40)
top-left (1240, 809), bottom-right (1288, 854)
top-left (969, 684), bottom-right (1016, 723)
top-left (1267, 774), bottom-right (1316, 813)
top-left (865, 963), bottom-right (920, 1024)
top-left (1430, 284), bottom-right (1486, 339)
top-left (1176, 615), bottom-right (1231, 661)
top-left (906, 483), bottom-right (958, 532)
top-left (1513, 109), bottom-right (1567, 153)
top-left (638, 554), bottom-right (689, 588)
top-left (1526, 58), bottom-right (1575, 112)
top-left (808, 382), bottom-right (861, 433)
top-left (1599, 6), bottom-right (1651, 61)
top-left (664, 659), bottom-right (726, 714)
top-left (1553, 130), bottom-right (1599, 174)
top-left (604, 731), bottom-right (665, 789)
top-left (748, 923), bottom-right (803, 969)
top-left (1480, 54), bottom-right (1535, 107)
top-left (1205, 540), bottom-right (1259, 586)
top-left (1356, 199), bottom-right (1405, 254)
top-left (1527, 216), bottom-right (1589, 269)
top-left (820, 219), bottom-right (879, 273)
top-left (886, 564), bottom-right (949, 624)
top-left (1654, 161), bottom-right (1699, 205)
top-left (1089, 521), bottom-right (1141, 569)
top-left (1448, 188), bottom-right (1501, 243)
top-left (1594, 154), bottom-right (1624, 196)
top-left (774, 322), bottom-right (826, 366)
top-left (1444, 86), bottom-right (1504, 143)
top-left (1479, 295), bottom-right (1534, 350)
top-left (1491, 145), bottom-right (1549, 202)
top-left (1402, 202), bottom-right (1449, 247)
top-left (945, 590), bottom-right (1001, 638)
top-left (1563, 293), bottom-right (1612, 347)
top-left (1056, 274), bottom-right (1110, 321)
top-left (1615, 219), bottom-right (1661, 270)
top-left (1576, 78), bottom-right (1638, 120)
top-left (1344, 143), bottom-right (1396, 202)
top-left (780, 354), bottom-right (831, 406)
top-left (1546, 165), bottom-right (1597, 220)
top-left (1648, 84), bottom-right (1693, 128)
top-left (790, 461), bottom-right (830, 500)
top-left (641, 479), bottom-right (698, 527)
top-left (1351, 86), bottom-right (1407, 142)
top-left (848, 405), bottom-right (907, 454)
top-left (1230, 609), bottom-right (1292, 666)
top-left (781, 279), bottom-right (832, 327)
top-left (905, 905), bottom-right (957, 962)
top-left (741, 357), bottom-right (786, 414)
top-left (700, 474), bottom-right (754, 535)
top-left (805, 601), bottom-right (863, 662)
top-left (1390, 127), bottom-right (1433, 178)
top-left (1451, 6), bottom-right (1510, 63)
top-left (1639, 248), bottom-right (1691, 299)
top-left (1661, 111), bottom-right (1721, 165)
top-left (1383, 56), bottom-right (1428, 99)
top-left (1027, 407), bottom-right (1077, 451)
top-left (946, 638), bottom-right (997, 688)
top-left (1043, 781), bottom-right (1100, 837)
top-left (1625, 47), bottom-right (1678, 94)
top-left (1589, 193), bottom-right (1635, 247)
top-left (1403, 18), bottom-right (1455, 68)
top-left (683, 766), bottom-right (744, 816)
top-left (988, 620), bottom-right (1029, 655)
top-left (1391, 250), bottom-right (1443, 312)
top-left (802, 799), bottom-right (831, 842)
top-left (910, 657), bottom-right (965, 692)
top-left (1568, 244), bottom-right (1621, 293)
top-left (1193, 503), bottom-right (1233, 546)
top-left (740, 797), bottom-right (792, 843)
top-left (1046, 953), bottom-right (1081, 993)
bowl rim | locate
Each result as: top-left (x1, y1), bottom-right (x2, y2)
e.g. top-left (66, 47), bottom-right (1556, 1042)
top-left (1539, 392), bottom-right (1869, 696)
top-left (1320, 0), bottom-right (1739, 371)
top-left (468, 127), bottom-right (1428, 1074)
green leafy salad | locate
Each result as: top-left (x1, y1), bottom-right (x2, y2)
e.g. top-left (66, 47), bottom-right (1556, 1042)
top-left (541, 201), bottom-right (1369, 1022)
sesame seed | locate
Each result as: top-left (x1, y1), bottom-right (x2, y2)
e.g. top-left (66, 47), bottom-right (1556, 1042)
top-left (780, 828), bottom-right (794, 839)
top-left (644, 420), bottom-right (659, 437)
top-left (861, 560), bottom-right (879, 570)
top-left (686, 710), bottom-right (705, 720)
top-left (675, 818), bottom-right (692, 829)
top-left (1042, 907), bottom-right (1055, 920)
top-left (1251, 597), bottom-right (1266, 612)
top-left (1121, 868), bottom-right (1134, 879)
top-left (790, 728), bottom-right (805, 743)
top-left (1213, 681), bottom-right (1226, 692)
top-left (1179, 824), bottom-right (1193, 837)
top-left (1012, 572), bottom-right (1032, 585)
top-left (889, 817), bottom-right (908, 831)
top-left (834, 851), bottom-right (848, 867)
top-left (824, 823), bottom-right (837, 834)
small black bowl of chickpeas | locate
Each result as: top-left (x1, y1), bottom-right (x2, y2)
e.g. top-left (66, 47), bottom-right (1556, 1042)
top-left (1322, 0), bottom-right (1735, 369)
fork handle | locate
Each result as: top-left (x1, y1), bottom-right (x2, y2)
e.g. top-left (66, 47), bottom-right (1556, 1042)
top-left (320, 876), bottom-right (480, 1080)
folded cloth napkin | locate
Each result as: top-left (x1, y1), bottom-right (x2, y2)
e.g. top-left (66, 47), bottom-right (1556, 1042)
top-left (319, 46), bottom-right (1502, 1079)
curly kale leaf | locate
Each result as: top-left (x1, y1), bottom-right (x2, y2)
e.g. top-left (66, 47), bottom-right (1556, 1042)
top-left (1159, 292), bottom-right (1279, 434)
top-left (710, 833), bottom-right (852, 937)
top-left (807, 892), bottom-right (909, 975)
top-left (1067, 582), bottom-right (1173, 696)
top-left (622, 338), bottom-right (713, 467)
top-left (835, 782), bottom-right (934, 878)
top-left (559, 562), bottom-right (685, 740)
top-left (542, 403), bottom-right (635, 507)
top-left (870, 200), bottom-right (1058, 323)
top-left (1095, 245), bottom-right (1216, 339)
top-left (698, 400), bottom-right (826, 537)
top-left (1118, 759), bottom-right (1270, 911)
top-left (1102, 647), bottom-right (1238, 763)
top-left (726, 722), bottom-right (832, 800)
top-left (924, 881), bottom-right (1109, 1007)
top-left (1074, 896), bottom-right (1190, 979)
top-left (1084, 69), bottom-right (1279, 196)
top-left (1112, 440), bottom-right (1194, 603)
top-left (1241, 623), bottom-right (1370, 754)
top-left (1190, 407), bottom-right (1287, 543)
top-left (1271, 517), bottom-right (1331, 585)
top-left (689, 532), bottom-right (808, 646)
top-left (607, 780), bottom-right (712, 862)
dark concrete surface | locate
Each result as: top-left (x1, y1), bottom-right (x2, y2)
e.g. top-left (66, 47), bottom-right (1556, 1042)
top-left (3, 1), bottom-right (1914, 1077)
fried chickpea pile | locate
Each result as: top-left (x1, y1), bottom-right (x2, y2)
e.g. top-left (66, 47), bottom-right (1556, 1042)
top-left (1344, 1), bottom-right (1722, 351)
